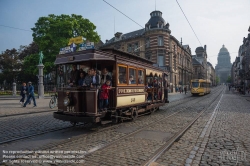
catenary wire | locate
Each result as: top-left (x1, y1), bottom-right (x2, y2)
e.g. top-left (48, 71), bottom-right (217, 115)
top-left (0, 24), bottom-right (32, 32)
top-left (176, 0), bottom-right (202, 46)
top-left (103, 0), bottom-right (143, 28)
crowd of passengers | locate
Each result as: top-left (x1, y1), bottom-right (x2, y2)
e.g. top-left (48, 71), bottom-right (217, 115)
top-left (146, 78), bottom-right (163, 101)
top-left (67, 65), bottom-right (164, 110)
top-left (67, 64), bottom-right (112, 112)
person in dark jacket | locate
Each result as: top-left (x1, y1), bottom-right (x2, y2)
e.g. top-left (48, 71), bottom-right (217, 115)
top-left (23, 82), bottom-right (37, 107)
top-left (92, 69), bottom-right (100, 88)
top-left (69, 64), bottom-right (79, 86)
top-left (83, 69), bottom-right (93, 86)
top-left (78, 72), bottom-right (85, 86)
top-left (99, 80), bottom-right (111, 111)
top-left (19, 82), bottom-right (27, 105)
top-left (101, 68), bottom-right (111, 85)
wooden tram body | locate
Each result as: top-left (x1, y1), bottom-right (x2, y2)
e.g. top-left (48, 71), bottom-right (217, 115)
top-left (190, 79), bottom-right (211, 96)
top-left (53, 48), bottom-right (168, 124)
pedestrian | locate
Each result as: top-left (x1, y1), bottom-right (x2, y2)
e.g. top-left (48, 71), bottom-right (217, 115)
top-left (25, 83), bottom-right (31, 105)
top-left (19, 82), bottom-right (27, 105)
top-left (163, 76), bottom-right (169, 103)
top-left (179, 87), bottom-right (182, 93)
top-left (23, 82), bottom-right (37, 107)
top-left (184, 86), bottom-right (187, 94)
top-left (229, 85), bottom-right (231, 91)
top-left (99, 80), bottom-right (111, 112)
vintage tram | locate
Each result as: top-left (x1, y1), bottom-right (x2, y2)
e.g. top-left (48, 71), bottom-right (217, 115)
top-left (53, 48), bottom-right (168, 124)
top-left (190, 79), bottom-right (211, 96)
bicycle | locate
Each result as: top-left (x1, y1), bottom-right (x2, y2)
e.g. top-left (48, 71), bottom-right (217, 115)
top-left (49, 93), bottom-right (58, 109)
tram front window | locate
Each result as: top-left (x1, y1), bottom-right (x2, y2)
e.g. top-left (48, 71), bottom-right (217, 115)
top-left (192, 82), bottom-right (199, 88)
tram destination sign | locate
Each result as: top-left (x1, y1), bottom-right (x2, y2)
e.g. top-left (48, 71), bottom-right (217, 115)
top-left (118, 88), bottom-right (145, 94)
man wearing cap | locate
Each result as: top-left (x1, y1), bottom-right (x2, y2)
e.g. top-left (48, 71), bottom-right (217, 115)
top-left (23, 82), bottom-right (37, 107)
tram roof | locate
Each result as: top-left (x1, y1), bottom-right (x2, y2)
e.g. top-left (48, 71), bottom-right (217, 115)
top-left (54, 49), bottom-right (165, 73)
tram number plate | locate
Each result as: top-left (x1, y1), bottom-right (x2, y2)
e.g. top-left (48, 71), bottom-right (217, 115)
top-left (68, 56), bottom-right (74, 61)
top-left (131, 98), bottom-right (135, 102)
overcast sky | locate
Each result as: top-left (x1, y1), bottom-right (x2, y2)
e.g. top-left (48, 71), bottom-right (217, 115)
top-left (0, 0), bottom-right (249, 67)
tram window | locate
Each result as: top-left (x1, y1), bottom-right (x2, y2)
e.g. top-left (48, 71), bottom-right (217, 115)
top-left (129, 68), bottom-right (136, 84)
top-left (138, 70), bottom-right (145, 84)
top-left (118, 66), bottom-right (127, 84)
top-left (192, 82), bottom-right (199, 88)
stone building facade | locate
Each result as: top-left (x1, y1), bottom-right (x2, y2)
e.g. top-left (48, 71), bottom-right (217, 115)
top-left (192, 46), bottom-right (207, 80)
top-left (215, 45), bottom-right (232, 84)
top-left (207, 62), bottom-right (216, 86)
top-left (101, 10), bottom-right (193, 92)
top-left (231, 26), bottom-right (250, 92)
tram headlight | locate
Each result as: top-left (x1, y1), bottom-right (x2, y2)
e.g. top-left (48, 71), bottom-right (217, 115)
top-left (63, 97), bottom-right (70, 106)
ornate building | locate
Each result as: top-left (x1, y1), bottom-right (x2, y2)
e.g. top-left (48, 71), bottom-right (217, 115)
top-left (101, 10), bottom-right (193, 92)
top-left (215, 45), bottom-right (232, 83)
top-left (192, 46), bottom-right (207, 80)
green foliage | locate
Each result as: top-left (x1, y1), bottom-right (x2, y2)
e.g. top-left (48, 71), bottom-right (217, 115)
top-left (0, 49), bottom-right (22, 83)
top-left (22, 54), bottom-right (39, 75)
top-left (226, 76), bottom-right (231, 83)
top-left (31, 14), bottom-right (100, 74)
top-left (216, 76), bottom-right (219, 84)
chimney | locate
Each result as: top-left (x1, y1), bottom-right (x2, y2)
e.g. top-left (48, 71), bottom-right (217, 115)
top-left (106, 39), bottom-right (109, 43)
top-left (204, 45), bottom-right (206, 51)
top-left (114, 32), bottom-right (123, 38)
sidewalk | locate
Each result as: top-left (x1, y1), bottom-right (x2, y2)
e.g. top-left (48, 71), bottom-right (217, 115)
top-left (0, 98), bottom-right (56, 117)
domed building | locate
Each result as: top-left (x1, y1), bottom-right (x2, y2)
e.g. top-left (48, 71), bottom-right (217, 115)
top-left (215, 45), bottom-right (232, 83)
top-left (101, 10), bottom-right (193, 93)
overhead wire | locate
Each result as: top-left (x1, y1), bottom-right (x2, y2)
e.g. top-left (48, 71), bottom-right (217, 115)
top-left (103, 0), bottom-right (143, 28)
top-left (175, 0), bottom-right (202, 46)
top-left (0, 24), bottom-right (32, 32)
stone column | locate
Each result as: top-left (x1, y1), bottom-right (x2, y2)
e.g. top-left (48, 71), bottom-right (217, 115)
top-left (12, 82), bottom-right (16, 96)
top-left (37, 64), bottom-right (44, 99)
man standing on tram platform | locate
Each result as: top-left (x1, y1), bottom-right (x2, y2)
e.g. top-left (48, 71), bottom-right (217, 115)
top-left (163, 75), bottom-right (169, 103)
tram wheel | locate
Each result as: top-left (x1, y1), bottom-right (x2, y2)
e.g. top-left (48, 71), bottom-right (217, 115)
top-left (150, 108), bottom-right (156, 114)
top-left (131, 109), bottom-right (138, 121)
top-left (70, 121), bottom-right (76, 126)
top-left (111, 112), bottom-right (118, 124)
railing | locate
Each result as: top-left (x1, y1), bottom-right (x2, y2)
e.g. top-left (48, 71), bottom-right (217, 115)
top-left (0, 84), bottom-right (57, 96)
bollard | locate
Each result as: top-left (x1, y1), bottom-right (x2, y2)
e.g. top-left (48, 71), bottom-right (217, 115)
top-left (12, 82), bottom-right (16, 96)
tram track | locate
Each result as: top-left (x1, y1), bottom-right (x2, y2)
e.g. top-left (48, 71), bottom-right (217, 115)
top-left (0, 89), bottom-right (196, 146)
top-left (0, 88), bottom-right (222, 166)
top-left (87, 88), bottom-right (223, 153)
top-left (142, 88), bottom-right (225, 166)
top-left (77, 87), bottom-right (224, 165)
top-left (0, 88), bottom-right (220, 149)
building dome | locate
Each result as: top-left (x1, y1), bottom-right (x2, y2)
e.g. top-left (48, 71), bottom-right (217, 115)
top-left (145, 11), bottom-right (166, 29)
top-left (219, 45), bottom-right (229, 53)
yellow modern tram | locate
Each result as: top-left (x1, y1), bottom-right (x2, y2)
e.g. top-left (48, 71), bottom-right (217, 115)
top-left (190, 79), bottom-right (211, 96)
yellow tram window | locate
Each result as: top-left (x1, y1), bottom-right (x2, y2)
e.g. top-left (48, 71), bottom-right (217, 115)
top-left (118, 66), bottom-right (127, 84)
top-left (138, 70), bottom-right (145, 84)
top-left (129, 68), bottom-right (136, 84)
top-left (192, 82), bottom-right (199, 88)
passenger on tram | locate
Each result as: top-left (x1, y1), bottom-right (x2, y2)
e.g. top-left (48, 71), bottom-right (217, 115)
top-left (129, 75), bottom-right (135, 84)
top-left (78, 72), bottom-right (85, 86)
top-left (101, 67), bottom-right (112, 84)
top-left (99, 80), bottom-right (111, 111)
top-left (69, 64), bottom-right (79, 86)
top-left (82, 68), bottom-right (93, 86)
top-left (92, 69), bottom-right (100, 88)
top-left (138, 76), bottom-right (143, 84)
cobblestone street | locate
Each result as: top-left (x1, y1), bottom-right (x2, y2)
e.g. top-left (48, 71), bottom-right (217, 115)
top-left (1, 86), bottom-right (250, 166)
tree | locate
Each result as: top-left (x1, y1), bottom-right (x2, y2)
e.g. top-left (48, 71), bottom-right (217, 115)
top-left (18, 42), bottom-right (39, 60)
top-left (0, 49), bottom-right (22, 83)
top-left (216, 76), bottom-right (220, 85)
top-left (226, 76), bottom-right (231, 83)
top-left (31, 14), bottom-right (100, 74)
